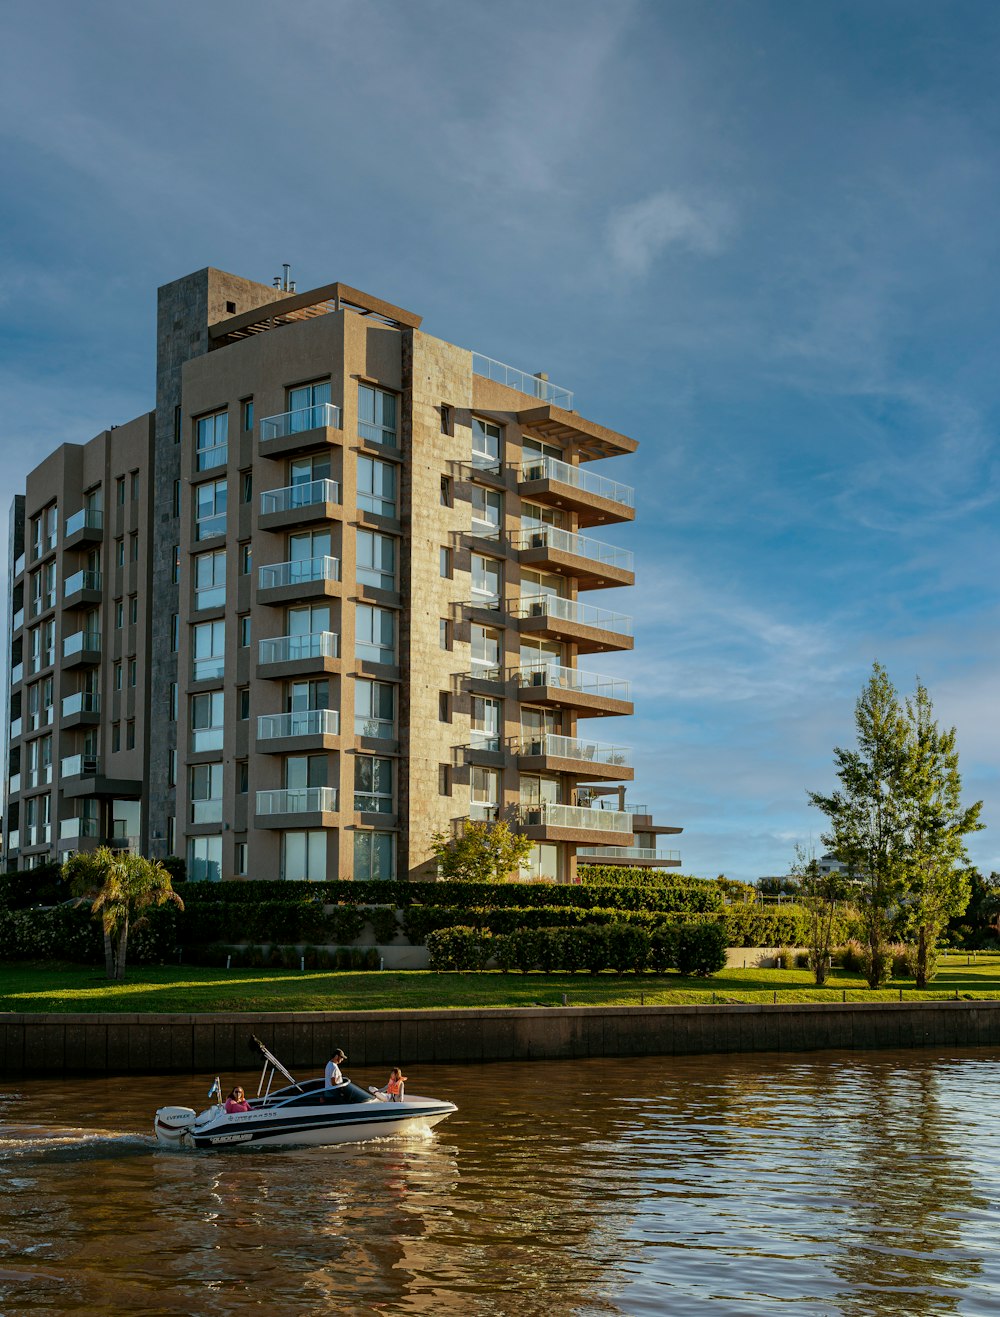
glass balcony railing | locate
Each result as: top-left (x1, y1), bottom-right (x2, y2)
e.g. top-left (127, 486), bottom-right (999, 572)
top-left (7, 829), bottom-right (19, 852)
top-left (12, 607), bottom-right (24, 631)
top-left (578, 795), bottom-right (649, 816)
top-left (258, 709), bottom-right (340, 740)
top-left (64, 569), bottom-right (102, 597)
top-left (258, 556), bottom-right (340, 591)
top-left (515, 733), bottom-right (631, 767)
top-left (514, 661), bottom-right (630, 702)
top-left (512, 526), bottom-right (633, 573)
top-left (577, 847), bottom-right (682, 863)
top-left (472, 353), bottom-right (573, 408)
top-left (61, 692), bottom-right (100, 718)
top-left (14, 553), bottom-right (25, 578)
top-left (518, 802), bottom-right (633, 833)
top-left (10, 662), bottom-right (23, 685)
top-left (520, 454), bottom-right (633, 507)
top-left (61, 754), bottom-right (99, 778)
top-left (10, 717), bottom-right (22, 738)
top-left (513, 594), bottom-right (633, 635)
top-left (191, 799), bottom-right (223, 824)
top-left (260, 478), bottom-right (341, 516)
top-left (8, 773), bottom-right (20, 795)
top-left (63, 631), bottom-right (101, 658)
top-left (260, 403), bottom-right (342, 441)
top-left (191, 726), bottom-right (223, 752)
top-left (65, 508), bottom-right (104, 537)
top-left (256, 786), bottom-right (338, 815)
top-left (258, 631), bottom-right (339, 665)
top-left (354, 714), bottom-right (395, 739)
top-left (60, 816), bottom-right (100, 840)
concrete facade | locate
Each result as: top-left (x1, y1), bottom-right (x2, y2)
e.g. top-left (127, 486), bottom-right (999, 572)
top-left (3, 266), bottom-right (682, 882)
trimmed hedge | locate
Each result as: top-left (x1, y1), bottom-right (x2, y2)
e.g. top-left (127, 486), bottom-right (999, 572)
top-left (0, 903), bottom-right (179, 965)
top-left (181, 903), bottom-right (400, 946)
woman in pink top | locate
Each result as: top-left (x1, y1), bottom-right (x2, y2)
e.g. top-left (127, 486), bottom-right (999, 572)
top-left (224, 1086), bottom-right (251, 1113)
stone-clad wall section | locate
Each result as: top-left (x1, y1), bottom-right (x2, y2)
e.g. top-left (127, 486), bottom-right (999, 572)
top-left (3, 1002), bottom-right (1000, 1076)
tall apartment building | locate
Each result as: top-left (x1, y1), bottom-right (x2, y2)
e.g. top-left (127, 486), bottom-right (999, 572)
top-left (3, 266), bottom-right (682, 883)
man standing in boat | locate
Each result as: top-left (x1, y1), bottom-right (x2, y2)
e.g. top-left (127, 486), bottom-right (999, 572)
top-left (324, 1048), bottom-right (347, 1087)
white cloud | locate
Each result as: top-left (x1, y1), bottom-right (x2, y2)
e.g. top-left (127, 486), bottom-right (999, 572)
top-left (607, 189), bottom-right (732, 276)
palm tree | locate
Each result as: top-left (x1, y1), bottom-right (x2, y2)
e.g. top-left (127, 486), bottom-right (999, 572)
top-left (66, 847), bottom-right (184, 980)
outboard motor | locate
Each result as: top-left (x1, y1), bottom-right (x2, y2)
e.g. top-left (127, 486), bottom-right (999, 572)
top-left (154, 1105), bottom-right (197, 1147)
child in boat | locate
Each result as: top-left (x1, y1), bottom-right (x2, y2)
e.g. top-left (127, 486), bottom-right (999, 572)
top-left (224, 1086), bottom-right (250, 1113)
top-left (385, 1068), bottom-right (407, 1102)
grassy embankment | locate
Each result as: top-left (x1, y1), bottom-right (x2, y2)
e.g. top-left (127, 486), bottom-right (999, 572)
top-left (2, 954), bottom-right (1000, 1013)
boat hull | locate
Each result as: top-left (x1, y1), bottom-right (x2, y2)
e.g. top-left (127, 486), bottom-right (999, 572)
top-left (154, 1099), bottom-right (456, 1151)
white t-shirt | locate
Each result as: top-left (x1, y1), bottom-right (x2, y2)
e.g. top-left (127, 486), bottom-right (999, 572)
top-left (324, 1059), bottom-right (343, 1087)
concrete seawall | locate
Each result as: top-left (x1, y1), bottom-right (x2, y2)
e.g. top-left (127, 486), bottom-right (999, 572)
top-left (3, 1001), bottom-right (1000, 1075)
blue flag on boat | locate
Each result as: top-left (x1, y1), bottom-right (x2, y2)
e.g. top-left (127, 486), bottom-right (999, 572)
top-left (208, 1077), bottom-right (222, 1102)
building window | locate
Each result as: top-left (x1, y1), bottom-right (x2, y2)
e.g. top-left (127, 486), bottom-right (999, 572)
top-left (471, 766), bottom-right (499, 820)
top-left (438, 692), bottom-right (451, 723)
top-left (112, 722), bottom-right (121, 752)
top-left (471, 553), bottom-right (502, 605)
top-left (114, 662), bottom-right (122, 691)
top-left (472, 695), bottom-right (502, 750)
top-left (239, 614), bottom-right (251, 647)
top-left (471, 624), bottom-right (501, 677)
top-left (357, 456), bottom-right (397, 518)
top-left (172, 546), bottom-right (181, 584)
top-left (281, 830), bottom-right (326, 881)
top-left (170, 614), bottom-right (179, 651)
top-left (471, 486), bottom-right (503, 538)
top-left (357, 529), bottom-right (396, 590)
top-left (167, 817), bottom-right (176, 854)
top-left (238, 686), bottom-right (250, 720)
top-left (131, 471), bottom-right (140, 500)
top-left (439, 618), bottom-right (452, 651)
top-left (191, 690), bottom-right (224, 751)
top-left (117, 477), bottom-right (126, 506)
top-left (356, 604), bottom-right (396, 664)
top-left (235, 841), bottom-right (248, 876)
top-left (115, 599), bottom-right (124, 629)
top-left (187, 834), bottom-right (222, 882)
top-left (172, 479), bottom-right (181, 517)
top-left (116, 538), bottom-right (125, 567)
top-left (241, 471), bottom-right (252, 503)
top-left (523, 842), bottom-right (560, 882)
top-left (168, 749), bottom-right (176, 786)
top-left (288, 380), bottom-right (332, 430)
top-left (130, 532), bottom-right (139, 561)
top-left (355, 755), bottom-right (393, 813)
top-left (43, 562), bottom-right (56, 608)
top-left (190, 763), bottom-right (223, 823)
top-left (169, 682), bottom-right (178, 721)
top-left (195, 410), bottom-right (229, 471)
top-left (129, 595), bottom-right (138, 625)
top-left (242, 399), bottom-right (254, 432)
top-left (439, 546), bottom-right (452, 579)
top-left (472, 418), bottom-right (502, 468)
top-left (173, 406), bottom-right (182, 444)
top-left (128, 658), bottom-right (137, 687)
top-left (238, 760), bottom-right (249, 794)
top-left (440, 404), bottom-right (452, 436)
top-left (194, 549), bottom-right (226, 609)
top-left (195, 478), bottom-right (227, 540)
top-left (440, 474), bottom-right (452, 506)
top-left (126, 719), bottom-right (135, 750)
top-left (240, 542), bottom-right (252, 575)
top-left (354, 679), bottom-right (395, 739)
top-left (192, 620), bottom-right (225, 680)
top-left (354, 831), bottom-right (394, 881)
top-left (438, 764), bottom-right (452, 796)
top-left (358, 383), bottom-right (397, 447)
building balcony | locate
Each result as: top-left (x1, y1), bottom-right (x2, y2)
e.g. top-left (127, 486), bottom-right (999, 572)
top-left (259, 478), bottom-right (342, 532)
top-left (257, 555), bottom-right (341, 604)
top-left (59, 815), bottom-right (101, 842)
top-left (259, 403), bottom-right (343, 459)
top-left (514, 733), bottom-right (634, 781)
top-left (13, 552), bottom-right (25, 579)
top-left (258, 630), bottom-right (340, 678)
top-left (512, 526), bottom-right (634, 588)
top-left (518, 455), bottom-right (635, 527)
top-left (516, 801), bottom-right (634, 845)
top-left (6, 829), bottom-right (19, 855)
top-left (8, 772), bottom-right (20, 796)
top-left (10, 661), bottom-right (23, 686)
top-left (60, 755), bottom-right (143, 800)
top-left (256, 708), bottom-right (340, 754)
top-left (472, 353), bottom-right (573, 408)
top-left (10, 716), bottom-right (22, 739)
top-left (12, 607), bottom-right (24, 632)
top-left (61, 692), bottom-right (101, 727)
top-left (63, 570), bottom-right (103, 609)
top-left (254, 786), bottom-right (339, 829)
top-left (577, 846), bottom-right (682, 868)
top-left (513, 594), bottom-right (633, 654)
top-left (514, 403), bottom-right (637, 460)
top-left (64, 509), bottom-right (104, 549)
top-left (61, 753), bottom-right (99, 780)
top-left (513, 661), bottom-right (633, 718)
top-left (62, 630), bottom-right (101, 667)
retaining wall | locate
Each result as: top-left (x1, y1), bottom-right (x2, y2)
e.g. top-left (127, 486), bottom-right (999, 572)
top-left (3, 1001), bottom-right (1000, 1075)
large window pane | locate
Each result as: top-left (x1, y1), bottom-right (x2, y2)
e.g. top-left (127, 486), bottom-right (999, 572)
top-left (354, 830), bottom-right (395, 880)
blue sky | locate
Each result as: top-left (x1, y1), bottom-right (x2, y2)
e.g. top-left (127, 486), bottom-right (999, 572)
top-left (1, 0), bottom-right (997, 880)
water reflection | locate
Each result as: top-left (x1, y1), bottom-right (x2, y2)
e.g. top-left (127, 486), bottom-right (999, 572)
top-left (1, 1052), bottom-right (1000, 1314)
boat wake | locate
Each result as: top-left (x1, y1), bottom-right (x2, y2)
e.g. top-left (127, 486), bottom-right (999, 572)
top-left (0, 1125), bottom-right (152, 1163)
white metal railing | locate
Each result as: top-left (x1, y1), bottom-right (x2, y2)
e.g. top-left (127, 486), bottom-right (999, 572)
top-left (61, 754), bottom-right (99, 778)
top-left (515, 733), bottom-right (630, 766)
top-left (61, 692), bottom-right (100, 718)
top-left (260, 403), bottom-right (342, 441)
top-left (518, 802), bottom-right (633, 833)
top-left (514, 661), bottom-right (630, 702)
top-left (578, 847), bottom-right (682, 862)
top-left (63, 630), bottom-right (101, 658)
top-left (260, 478), bottom-right (341, 516)
top-left (512, 525), bottom-right (633, 573)
top-left (257, 709), bottom-right (340, 740)
top-left (258, 631), bottom-right (339, 665)
top-left (258, 556), bottom-right (340, 590)
top-left (578, 794), bottom-right (649, 815)
top-left (472, 354), bottom-right (573, 408)
top-left (256, 786), bottom-right (339, 815)
top-left (469, 662), bottom-right (503, 683)
top-left (65, 508), bottom-right (104, 537)
top-left (520, 455), bottom-right (634, 508)
top-left (64, 569), bottom-right (102, 596)
top-left (513, 593), bottom-right (633, 636)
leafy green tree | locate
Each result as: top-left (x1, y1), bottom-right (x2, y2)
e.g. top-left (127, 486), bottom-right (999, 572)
top-left (429, 818), bottom-right (535, 884)
top-left (808, 663), bottom-right (912, 987)
top-left (68, 847), bottom-right (184, 980)
top-left (898, 683), bottom-right (983, 987)
top-left (791, 847), bottom-right (848, 986)
top-left (64, 849), bottom-right (117, 977)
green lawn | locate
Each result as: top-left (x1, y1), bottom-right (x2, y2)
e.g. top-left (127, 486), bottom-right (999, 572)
top-left (2, 954), bottom-right (1000, 1013)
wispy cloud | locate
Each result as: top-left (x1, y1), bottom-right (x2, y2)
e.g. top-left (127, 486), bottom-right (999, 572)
top-left (607, 189), bottom-right (733, 276)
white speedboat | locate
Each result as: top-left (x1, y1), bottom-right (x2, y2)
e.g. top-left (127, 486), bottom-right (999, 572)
top-left (153, 1036), bottom-right (456, 1150)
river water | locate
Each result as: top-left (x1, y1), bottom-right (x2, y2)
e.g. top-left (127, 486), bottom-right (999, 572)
top-left (1, 1048), bottom-right (1000, 1315)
